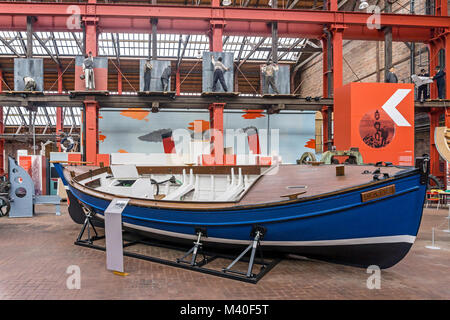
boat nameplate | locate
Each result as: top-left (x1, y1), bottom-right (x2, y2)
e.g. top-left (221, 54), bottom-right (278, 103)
top-left (360, 184), bottom-right (395, 202)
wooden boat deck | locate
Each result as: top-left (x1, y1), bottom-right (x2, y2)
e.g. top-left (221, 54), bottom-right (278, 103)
top-left (239, 164), bottom-right (405, 205)
top-left (64, 164), bottom-right (407, 209)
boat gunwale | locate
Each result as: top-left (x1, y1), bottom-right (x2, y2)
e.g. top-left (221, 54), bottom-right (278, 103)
top-left (92, 185), bottom-right (421, 227)
top-left (66, 164), bottom-right (422, 212)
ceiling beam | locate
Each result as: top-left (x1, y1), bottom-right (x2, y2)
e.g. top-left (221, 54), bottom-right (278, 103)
top-left (0, 4), bottom-right (447, 31)
top-left (288, 0), bottom-right (300, 9)
top-left (51, 32), bottom-right (60, 60)
top-left (69, 107), bottom-right (77, 127)
top-left (238, 37), bottom-right (267, 68)
top-left (17, 32), bottom-right (27, 56)
top-left (176, 34), bottom-right (183, 66)
top-left (4, 107), bottom-right (10, 125)
top-left (33, 32), bottom-right (61, 67)
top-left (236, 36), bottom-right (247, 63)
top-left (16, 107), bottom-right (27, 127)
top-left (176, 35), bottom-right (191, 70)
top-left (277, 38), bottom-right (304, 61)
top-left (71, 32), bottom-right (83, 53)
top-left (42, 106), bottom-right (53, 128)
top-left (293, 38), bottom-right (321, 71)
top-left (223, 35), bottom-right (230, 46)
top-left (112, 33), bottom-right (121, 67)
top-left (294, 51), bottom-right (321, 72)
top-left (0, 35), bottom-right (21, 57)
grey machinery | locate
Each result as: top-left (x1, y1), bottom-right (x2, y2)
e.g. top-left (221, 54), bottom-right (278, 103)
top-left (7, 157), bottom-right (61, 218)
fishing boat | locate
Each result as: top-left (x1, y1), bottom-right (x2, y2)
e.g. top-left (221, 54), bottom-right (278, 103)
top-left (54, 157), bottom-right (429, 269)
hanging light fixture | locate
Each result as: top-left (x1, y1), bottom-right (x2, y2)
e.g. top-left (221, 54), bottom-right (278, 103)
top-left (222, 0), bottom-right (232, 6)
top-left (359, 0), bottom-right (369, 10)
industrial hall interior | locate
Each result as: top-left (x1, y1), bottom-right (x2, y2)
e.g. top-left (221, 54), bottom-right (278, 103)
top-left (0, 0), bottom-right (449, 302)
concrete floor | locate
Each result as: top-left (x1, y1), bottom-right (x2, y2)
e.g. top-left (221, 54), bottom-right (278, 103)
top-left (0, 204), bottom-right (449, 300)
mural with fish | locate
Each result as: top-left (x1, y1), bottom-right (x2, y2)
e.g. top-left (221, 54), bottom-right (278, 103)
top-left (98, 108), bottom-right (316, 164)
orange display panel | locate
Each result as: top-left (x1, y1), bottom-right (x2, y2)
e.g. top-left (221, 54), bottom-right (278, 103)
top-left (68, 153), bottom-right (83, 164)
top-left (334, 83), bottom-right (415, 166)
top-left (18, 156), bottom-right (32, 177)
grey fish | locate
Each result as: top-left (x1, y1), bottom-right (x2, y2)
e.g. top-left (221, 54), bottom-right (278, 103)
top-left (138, 129), bottom-right (173, 142)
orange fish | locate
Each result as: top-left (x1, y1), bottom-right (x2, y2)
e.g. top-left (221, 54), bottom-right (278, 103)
top-left (120, 108), bottom-right (150, 121)
top-left (188, 120), bottom-right (210, 132)
top-left (304, 139), bottom-right (316, 149)
top-left (98, 134), bottom-right (106, 142)
top-left (117, 149), bottom-right (128, 153)
top-left (242, 110), bottom-right (265, 119)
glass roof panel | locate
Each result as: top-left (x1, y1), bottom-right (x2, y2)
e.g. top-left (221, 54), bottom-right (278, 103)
top-left (1, 31), bottom-right (304, 62)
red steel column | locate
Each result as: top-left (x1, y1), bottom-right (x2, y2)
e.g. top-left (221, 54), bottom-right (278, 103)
top-left (436, 0), bottom-right (448, 17)
top-left (56, 66), bottom-right (64, 151)
top-left (321, 26), bottom-right (343, 152)
top-left (209, 103), bottom-right (225, 165)
top-left (84, 1), bottom-right (99, 164)
top-left (209, 23), bottom-right (224, 52)
top-left (427, 33), bottom-right (444, 183)
top-left (207, 9), bottom-right (225, 164)
top-left (84, 0), bottom-right (98, 56)
top-left (429, 110), bottom-right (443, 180)
top-left (329, 27), bottom-right (344, 151)
top-left (84, 99), bottom-right (99, 165)
top-left (332, 27), bottom-right (344, 91)
top-left (209, 0), bottom-right (224, 52)
top-left (432, 0), bottom-right (449, 187)
top-left (428, 41), bottom-right (440, 99)
top-left (175, 69), bottom-right (181, 95)
top-left (321, 36), bottom-right (329, 152)
top-left (117, 71), bottom-right (122, 94)
top-left (328, 0), bottom-right (338, 11)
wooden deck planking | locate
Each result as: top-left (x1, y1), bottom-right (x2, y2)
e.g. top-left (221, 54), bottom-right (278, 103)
top-left (64, 164), bottom-right (407, 209)
top-left (239, 164), bottom-right (405, 205)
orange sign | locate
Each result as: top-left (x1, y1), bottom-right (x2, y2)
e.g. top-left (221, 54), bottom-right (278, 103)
top-left (334, 83), bottom-right (415, 166)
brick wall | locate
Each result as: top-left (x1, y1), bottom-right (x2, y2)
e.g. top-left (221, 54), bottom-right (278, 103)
top-left (299, 39), bottom-right (430, 97)
top-left (298, 0), bottom-right (440, 97)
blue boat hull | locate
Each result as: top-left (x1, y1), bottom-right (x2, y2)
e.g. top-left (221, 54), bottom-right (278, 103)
top-left (63, 166), bottom-right (427, 269)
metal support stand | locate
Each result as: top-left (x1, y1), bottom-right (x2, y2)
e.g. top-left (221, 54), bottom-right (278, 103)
top-left (222, 226), bottom-right (266, 278)
top-left (177, 228), bottom-right (208, 267)
top-left (74, 223), bottom-right (279, 284)
top-left (76, 206), bottom-right (104, 244)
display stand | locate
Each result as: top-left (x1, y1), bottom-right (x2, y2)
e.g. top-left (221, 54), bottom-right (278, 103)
top-left (138, 91), bottom-right (176, 97)
top-left (69, 90), bottom-right (109, 98)
top-left (202, 52), bottom-right (234, 94)
top-left (222, 226), bottom-right (266, 278)
top-left (14, 58), bottom-right (44, 92)
top-left (105, 198), bottom-right (130, 273)
top-left (74, 222), bottom-right (280, 284)
top-left (260, 64), bottom-right (290, 95)
top-left (139, 59), bottom-right (172, 92)
top-left (3, 91), bottom-right (44, 95)
top-left (262, 93), bottom-right (299, 98)
top-left (76, 203), bottom-right (104, 245)
top-left (201, 92), bottom-right (240, 97)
